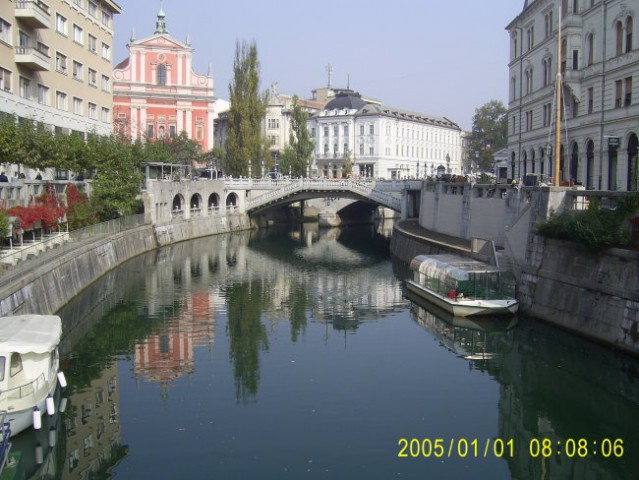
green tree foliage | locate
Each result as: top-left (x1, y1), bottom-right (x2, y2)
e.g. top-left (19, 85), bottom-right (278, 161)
top-left (468, 100), bottom-right (508, 172)
top-left (90, 136), bottom-right (143, 219)
top-left (279, 96), bottom-right (315, 177)
top-left (0, 114), bottom-right (19, 167)
top-left (225, 40), bottom-right (268, 177)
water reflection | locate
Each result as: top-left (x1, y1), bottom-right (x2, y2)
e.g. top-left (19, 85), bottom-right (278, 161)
top-left (6, 224), bottom-right (635, 479)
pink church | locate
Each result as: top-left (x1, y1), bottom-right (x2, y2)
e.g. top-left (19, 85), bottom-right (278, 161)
top-left (112, 6), bottom-right (216, 151)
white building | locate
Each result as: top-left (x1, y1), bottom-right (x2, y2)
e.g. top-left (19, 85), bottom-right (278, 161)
top-left (506, 0), bottom-right (639, 191)
top-left (308, 89), bottom-right (463, 179)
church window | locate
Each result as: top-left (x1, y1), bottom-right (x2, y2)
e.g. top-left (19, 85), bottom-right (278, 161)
top-left (157, 64), bottom-right (166, 86)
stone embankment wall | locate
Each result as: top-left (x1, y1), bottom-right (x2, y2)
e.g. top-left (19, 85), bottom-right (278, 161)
top-left (0, 213), bottom-right (252, 316)
top-left (519, 236), bottom-right (639, 356)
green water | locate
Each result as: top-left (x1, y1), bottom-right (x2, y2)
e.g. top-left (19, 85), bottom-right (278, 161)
top-left (14, 223), bottom-right (635, 479)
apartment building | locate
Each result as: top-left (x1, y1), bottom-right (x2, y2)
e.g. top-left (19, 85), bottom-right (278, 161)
top-left (506, 0), bottom-right (638, 191)
top-left (0, 0), bottom-right (121, 177)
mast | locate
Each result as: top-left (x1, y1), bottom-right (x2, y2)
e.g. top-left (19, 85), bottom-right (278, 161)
top-left (554, 4), bottom-right (563, 186)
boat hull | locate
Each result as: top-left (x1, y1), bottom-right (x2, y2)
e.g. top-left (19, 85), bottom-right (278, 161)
top-left (406, 280), bottom-right (518, 317)
top-left (3, 378), bottom-right (58, 438)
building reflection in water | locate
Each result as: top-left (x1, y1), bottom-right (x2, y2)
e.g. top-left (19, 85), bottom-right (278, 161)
top-left (408, 291), bottom-right (639, 479)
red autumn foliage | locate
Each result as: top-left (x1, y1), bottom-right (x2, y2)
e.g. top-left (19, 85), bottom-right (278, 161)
top-left (6, 183), bottom-right (65, 231)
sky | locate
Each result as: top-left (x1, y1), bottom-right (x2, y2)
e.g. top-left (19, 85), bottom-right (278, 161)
top-left (113, 0), bottom-right (524, 131)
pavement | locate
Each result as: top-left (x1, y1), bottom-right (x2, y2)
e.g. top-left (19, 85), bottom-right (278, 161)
top-left (395, 219), bottom-right (472, 252)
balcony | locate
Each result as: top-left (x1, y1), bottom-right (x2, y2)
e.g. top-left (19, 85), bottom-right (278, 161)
top-left (14, 1), bottom-right (51, 29)
top-left (15, 45), bottom-right (50, 71)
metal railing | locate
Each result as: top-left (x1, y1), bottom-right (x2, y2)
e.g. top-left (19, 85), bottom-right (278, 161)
top-left (0, 214), bottom-right (147, 276)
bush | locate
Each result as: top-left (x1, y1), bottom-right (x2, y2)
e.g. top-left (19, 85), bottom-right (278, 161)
top-left (536, 194), bottom-right (639, 251)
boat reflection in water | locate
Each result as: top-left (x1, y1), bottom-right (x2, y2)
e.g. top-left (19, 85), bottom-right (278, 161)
top-left (2, 386), bottom-right (65, 480)
top-left (407, 291), bottom-right (517, 362)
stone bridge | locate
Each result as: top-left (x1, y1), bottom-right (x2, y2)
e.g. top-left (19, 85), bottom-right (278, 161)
top-left (144, 178), bottom-right (421, 225)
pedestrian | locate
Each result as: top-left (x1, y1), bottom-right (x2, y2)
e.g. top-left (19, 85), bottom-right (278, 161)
top-left (0, 172), bottom-right (7, 182)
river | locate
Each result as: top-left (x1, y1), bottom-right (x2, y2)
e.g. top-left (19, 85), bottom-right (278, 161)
top-left (10, 223), bottom-right (639, 479)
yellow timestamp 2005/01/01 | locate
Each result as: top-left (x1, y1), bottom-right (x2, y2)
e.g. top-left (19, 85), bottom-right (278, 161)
top-left (396, 438), bottom-right (624, 459)
top-left (528, 438), bottom-right (624, 458)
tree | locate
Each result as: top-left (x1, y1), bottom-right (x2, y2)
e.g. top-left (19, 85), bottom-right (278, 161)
top-left (225, 40), bottom-right (268, 177)
top-left (90, 136), bottom-right (143, 218)
top-left (279, 96), bottom-right (315, 177)
top-left (467, 100), bottom-right (508, 172)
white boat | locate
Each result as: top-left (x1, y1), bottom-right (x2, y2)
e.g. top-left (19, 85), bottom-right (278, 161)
top-left (0, 315), bottom-right (67, 437)
top-left (406, 254), bottom-right (519, 317)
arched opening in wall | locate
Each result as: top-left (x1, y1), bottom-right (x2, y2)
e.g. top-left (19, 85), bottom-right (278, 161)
top-left (436, 165), bottom-right (445, 177)
top-left (172, 194), bottom-right (183, 212)
top-left (627, 133), bottom-right (638, 191)
top-left (570, 143), bottom-right (579, 184)
top-left (208, 193), bottom-right (220, 210)
top-left (190, 194), bottom-right (202, 212)
top-left (586, 140), bottom-right (595, 189)
top-left (608, 142), bottom-right (618, 191)
top-left (226, 192), bottom-right (238, 208)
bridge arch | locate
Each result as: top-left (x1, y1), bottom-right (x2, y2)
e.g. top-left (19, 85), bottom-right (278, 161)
top-left (226, 192), bottom-right (239, 207)
top-left (208, 192), bottom-right (220, 210)
top-left (172, 194), bottom-right (185, 212)
top-left (190, 193), bottom-right (202, 212)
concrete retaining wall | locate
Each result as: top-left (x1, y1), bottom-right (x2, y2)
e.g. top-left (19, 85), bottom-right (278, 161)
top-left (0, 213), bottom-right (253, 316)
top-left (520, 236), bottom-right (639, 356)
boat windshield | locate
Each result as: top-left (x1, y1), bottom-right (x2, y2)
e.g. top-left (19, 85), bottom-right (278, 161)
top-left (457, 272), bottom-right (517, 299)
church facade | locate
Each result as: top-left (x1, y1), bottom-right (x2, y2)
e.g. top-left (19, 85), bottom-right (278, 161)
top-left (112, 7), bottom-right (216, 151)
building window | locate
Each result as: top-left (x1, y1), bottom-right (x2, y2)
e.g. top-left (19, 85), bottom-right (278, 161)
top-left (88, 68), bottom-right (96, 86)
top-left (343, 125), bottom-right (349, 137)
top-left (359, 125), bottom-right (364, 135)
top-left (615, 80), bottom-right (623, 108)
top-left (88, 102), bottom-right (96, 119)
top-left (625, 77), bottom-right (632, 106)
top-left (56, 91), bottom-right (67, 110)
top-left (73, 24), bottom-right (83, 44)
top-left (544, 10), bottom-right (553, 39)
top-left (88, 1), bottom-right (97, 17)
top-left (572, 50), bottom-right (579, 70)
top-left (73, 97), bottom-right (82, 115)
top-left (56, 52), bottom-right (67, 73)
top-left (101, 43), bottom-right (110, 60)
top-left (369, 124), bottom-right (374, 135)
top-left (0, 18), bottom-right (11, 45)
top-left (101, 11), bottom-right (111, 28)
top-left (88, 34), bottom-right (97, 53)
top-left (359, 143), bottom-right (364, 155)
top-left (333, 125), bottom-right (339, 137)
top-left (587, 87), bottom-right (594, 113)
top-left (527, 26), bottom-right (535, 51)
top-left (343, 142), bottom-right (348, 153)
top-left (73, 0), bottom-right (82, 7)
top-left (626, 17), bottom-right (634, 53)
top-left (37, 84), bottom-right (48, 105)
top-left (0, 68), bottom-right (11, 92)
top-left (268, 118), bottom-right (279, 129)
top-left (157, 64), bottom-right (166, 85)
top-left (587, 33), bottom-right (594, 65)
top-left (19, 76), bottom-right (30, 99)
top-left (73, 61), bottom-right (83, 80)
top-left (101, 75), bottom-right (110, 91)
top-left (169, 125), bottom-right (176, 138)
top-left (269, 135), bottom-right (278, 146)
top-left (147, 124), bottom-right (154, 139)
top-left (101, 107), bottom-right (109, 123)
top-left (616, 21), bottom-right (624, 56)
top-left (369, 146), bottom-right (374, 155)
top-left (56, 14), bottom-right (67, 35)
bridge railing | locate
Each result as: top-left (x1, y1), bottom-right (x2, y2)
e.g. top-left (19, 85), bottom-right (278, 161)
top-left (246, 179), bottom-right (402, 212)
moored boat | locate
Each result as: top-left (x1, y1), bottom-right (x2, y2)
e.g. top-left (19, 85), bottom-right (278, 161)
top-left (406, 254), bottom-right (519, 317)
top-left (0, 315), bottom-right (67, 438)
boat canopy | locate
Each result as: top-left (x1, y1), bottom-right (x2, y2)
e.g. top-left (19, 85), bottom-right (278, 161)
top-left (0, 315), bottom-right (62, 354)
top-left (410, 254), bottom-right (504, 283)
